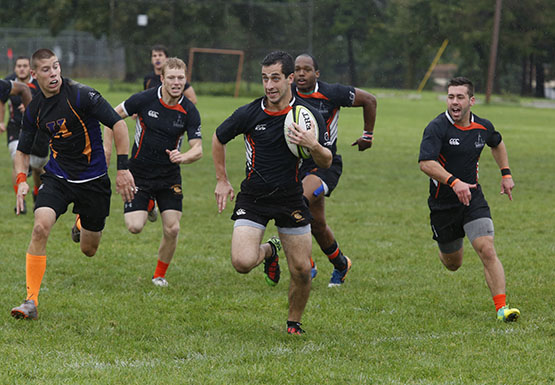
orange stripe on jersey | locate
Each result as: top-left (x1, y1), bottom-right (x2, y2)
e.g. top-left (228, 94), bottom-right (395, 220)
top-left (66, 98), bottom-right (92, 162)
top-left (453, 122), bottom-right (487, 131)
top-left (264, 105), bottom-right (292, 116)
top-left (297, 91), bottom-right (330, 101)
top-left (246, 134), bottom-right (256, 179)
top-left (27, 82), bottom-right (37, 90)
top-left (159, 97), bottom-right (187, 114)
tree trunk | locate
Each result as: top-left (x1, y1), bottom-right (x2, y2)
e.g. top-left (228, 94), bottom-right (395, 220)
top-left (535, 61), bottom-right (545, 98)
top-left (347, 33), bottom-right (357, 86)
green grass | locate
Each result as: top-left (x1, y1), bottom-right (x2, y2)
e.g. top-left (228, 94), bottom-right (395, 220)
top-left (1, 82), bottom-right (554, 384)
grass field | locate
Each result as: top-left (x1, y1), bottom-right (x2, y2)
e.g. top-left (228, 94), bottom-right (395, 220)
top-left (0, 81), bottom-right (554, 384)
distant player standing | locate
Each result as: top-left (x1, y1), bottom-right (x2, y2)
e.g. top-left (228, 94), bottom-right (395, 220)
top-left (213, 51), bottom-right (332, 334)
top-left (105, 57), bottom-right (202, 287)
top-left (4, 56), bottom-right (49, 212)
top-left (10, 48), bottom-right (135, 320)
top-left (419, 77), bottom-right (520, 322)
top-left (291, 53), bottom-right (378, 286)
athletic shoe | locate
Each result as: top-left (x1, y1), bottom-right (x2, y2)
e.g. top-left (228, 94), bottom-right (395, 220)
top-left (264, 236), bottom-right (281, 287)
top-left (147, 200), bottom-right (158, 222)
top-left (287, 321), bottom-right (305, 335)
top-left (11, 300), bottom-right (38, 320)
top-left (71, 215), bottom-right (81, 243)
top-left (328, 256), bottom-right (352, 287)
top-left (497, 305), bottom-right (520, 322)
top-left (310, 257), bottom-right (318, 280)
top-left (152, 276), bottom-right (169, 287)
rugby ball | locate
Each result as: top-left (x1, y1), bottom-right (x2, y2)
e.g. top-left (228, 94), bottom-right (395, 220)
top-left (283, 105), bottom-right (319, 159)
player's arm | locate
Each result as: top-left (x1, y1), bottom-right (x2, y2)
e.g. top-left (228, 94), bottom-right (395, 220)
top-left (419, 160), bottom-right (476, 206)
top-left (490, 140), bottom-right (514, 201)
top-left (289, 121), bottom-right (332, 168)
top-left (212, 132), bottom-right (234, 213)
top-left (11, 82), bottom-right (32, 108)
top-left (14, 150), bottom-right (31, 215)
top-left (110, 118), bottom-right (135, 203)
top-left (166, 138), bottom-right (202, 164)
top-left (184, 85), bottom-right (198, 105)
top-left (0, 101), bottom-right (6, 133)
top-left (351, 88), bottom-right (377, 151)
top-left (103, 103), bottom-right (129, 167)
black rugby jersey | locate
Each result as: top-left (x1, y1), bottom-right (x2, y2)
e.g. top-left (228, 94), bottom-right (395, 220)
top-left (293, 80), bottom-right (355, 155)
top-left (122, 86), bottom-right (201, 179)
top-left (0, 79), bottom-right (12, 103)
top-left (216, 96), bottom-right (329, 197)
top-left (18, 78), bottom-right (121, 182)
top-left (419, 111), bottom-right (502, 208)
top-left (143, 72), bottom-right (191, 92)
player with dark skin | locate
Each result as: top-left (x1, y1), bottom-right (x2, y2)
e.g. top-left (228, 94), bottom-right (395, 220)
top-left (293, 53), bottom-right (377, 286)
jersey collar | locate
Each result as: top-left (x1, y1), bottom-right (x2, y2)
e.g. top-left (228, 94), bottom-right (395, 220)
top-left (261, 96), bottom-right (295, 116)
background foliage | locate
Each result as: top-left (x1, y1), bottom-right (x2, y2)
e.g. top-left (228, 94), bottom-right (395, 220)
top-left (1, 0), bottom-right (554, 96)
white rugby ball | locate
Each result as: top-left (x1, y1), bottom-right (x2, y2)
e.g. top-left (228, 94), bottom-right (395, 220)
top-left (283, 105), bottom-right (319, 159)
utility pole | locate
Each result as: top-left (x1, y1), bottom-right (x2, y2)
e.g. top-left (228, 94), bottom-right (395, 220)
top-left (486, 0), bottom-right (502, 104)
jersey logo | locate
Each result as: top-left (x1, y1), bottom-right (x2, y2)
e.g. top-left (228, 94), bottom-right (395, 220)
top-left (148, 110), bottom-right (159, 119)
top-left (475, 133), bottom-right (485, 148)
top-left (236, 208), bottom-right (246, 216)
top-left (449, 138), bottom-right (460, 145)
top-left (254, 124), bottom-right (266, 131)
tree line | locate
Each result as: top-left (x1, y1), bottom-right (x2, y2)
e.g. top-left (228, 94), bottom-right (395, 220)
top-left (2, 0), bottom-right (554, 97)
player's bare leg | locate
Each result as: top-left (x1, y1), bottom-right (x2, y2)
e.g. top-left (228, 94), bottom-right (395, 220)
top-left (158, 210), bottom-right (182, 264)
top-left (438, 248), bottom-right (464, 271)
top-left (231, 225), bottom-right (267, 273)
top-left (471, 235), bottom-right (506, 296)
top-left (279, 231), bottom-right (312, 323)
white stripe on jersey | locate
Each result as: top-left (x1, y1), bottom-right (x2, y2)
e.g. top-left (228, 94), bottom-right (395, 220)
top-left (134, 117), bottom-right (143, 147)
top-left (328, 109), bottom-right (339, 145)
top-left (244, 135), bottom-right (253, 170)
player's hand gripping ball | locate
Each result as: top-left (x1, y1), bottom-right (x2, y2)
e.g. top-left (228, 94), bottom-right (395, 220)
top-left (283, 105), bottom-right (319, 159)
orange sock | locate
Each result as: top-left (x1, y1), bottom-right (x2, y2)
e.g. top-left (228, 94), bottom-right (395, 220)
top-left (26, 253), bottom-right (46, 306)
top-left (33, 185), bottom-right (39, 196)
top-left (153, 260), bottom-right (169, 279)
top-left (493, 294), bottom-right (506, 311)
top-left (75, 215), bottom-right (82, 231)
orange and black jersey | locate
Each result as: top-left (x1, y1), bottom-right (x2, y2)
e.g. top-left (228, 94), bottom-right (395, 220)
top-left (143, 72), bottom-right (192, 92)
top-left (419, 111), bottom-right (502, 209)
top-left (18, 78), bottom-right (121, 182)
top-left (216, 96), bottom-right (329, 197)
top-left (121, 86), bottom-right (201, 179)
top-left (293, 80), bottom-right (355, 156)
top-left (0, 79), bottom-right (12, 103)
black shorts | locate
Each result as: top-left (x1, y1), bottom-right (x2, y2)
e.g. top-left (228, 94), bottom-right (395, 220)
top-left (35, 173), bottom-right (111, 232)
top-left (7, 121), bottom-right (20, 144)
top-left (429, 190), bottom-right (491, 243)
top-left (124, 173), bottom-right (183, 213)
top-left (300, 154), bottom-right (343, 196)
top-left (231, 191), bottom-right (312, 228)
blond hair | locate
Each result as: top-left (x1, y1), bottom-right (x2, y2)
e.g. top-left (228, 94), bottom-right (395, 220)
top-left (161, 57), bottom-right (187, 76)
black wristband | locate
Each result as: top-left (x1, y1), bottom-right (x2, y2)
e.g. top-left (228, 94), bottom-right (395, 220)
top-left (117, 154), bottom-right (129, 170)
top-left (446, 175), bottom-right (459, 187)
top-left (501, 168), bottom-right (511, 176)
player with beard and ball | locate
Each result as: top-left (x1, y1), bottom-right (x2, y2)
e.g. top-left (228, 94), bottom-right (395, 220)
top-left (213, 51), bottom-right (332, 335)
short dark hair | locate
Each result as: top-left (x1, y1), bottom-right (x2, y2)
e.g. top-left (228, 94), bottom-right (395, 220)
top-left (151, 44), bottom-right (169, 57)
top-left (261, 51), bottom-right (294, 76)
top-left (448, 77), bottom-right (474, 97)
top-left (15, 56), bottom-right (30, 64)
top-left (296, 53), bottom-right (319, 71)
top-left (31, 49), bottom-right (56, 69)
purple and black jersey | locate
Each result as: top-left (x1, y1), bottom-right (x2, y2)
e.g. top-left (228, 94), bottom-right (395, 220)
top-left (0, 79), bottom-right (12, 103)
top-left (121, 86), bottom-right (201, 179)
top-left (18, 78), bottom-right (121, 182)
top-left (216, 96), bottom-right (330, 197)
top-left (419, 111), bottom-right (502, 209)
